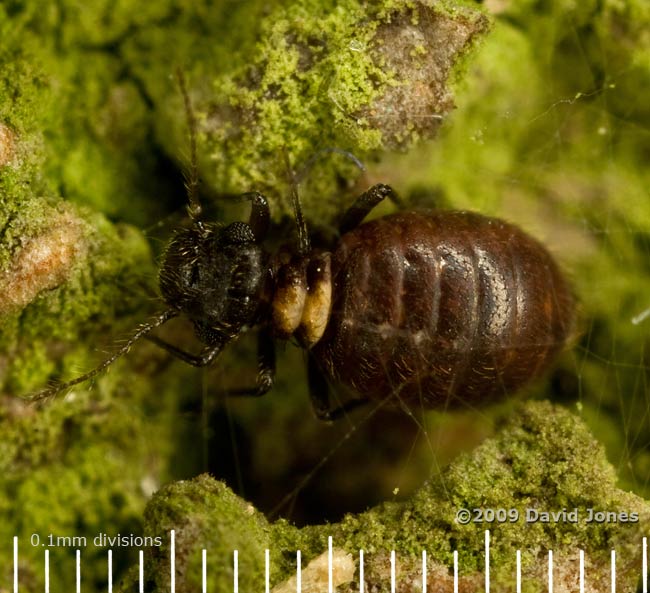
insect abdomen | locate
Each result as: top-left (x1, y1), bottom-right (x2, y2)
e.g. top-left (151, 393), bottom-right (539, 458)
top-left (311, 211), bottom-right (575, 408)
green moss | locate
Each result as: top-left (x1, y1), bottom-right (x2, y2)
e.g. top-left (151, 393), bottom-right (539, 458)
top-left (0, 386), bottom-right (162, 589)
top-left (122, 402), bottom-right (648, 592)
top-left (332, 402), bottom-right (646, 569)
top-left (136, 0), bottom-right (489, 220)
top-left (0, 3), bottom-right (161, 380)
top-left (0, 206), bottom-right (155, 391)
top-left (128, 476), bottom-right (285, 593)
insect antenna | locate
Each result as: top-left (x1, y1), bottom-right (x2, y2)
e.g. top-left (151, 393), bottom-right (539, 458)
top-left (282, 149), bottom-right (311, 256)
top-left (176, 68), bottom-right (202, 224)
top-left (29, 309), bottom-right (178, 403)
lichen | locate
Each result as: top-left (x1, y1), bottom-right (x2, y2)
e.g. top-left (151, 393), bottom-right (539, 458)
top-left (190, 0), bottom-right (489, 219)
top-left (0, 206), bottom-right (88, 314)
top-left (0, 122), bottom-right (16, 167)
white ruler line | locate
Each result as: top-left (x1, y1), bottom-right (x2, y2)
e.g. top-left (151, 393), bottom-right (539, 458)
top-left (422, 550), bottom-right (427, 593)
top-left (76, 549), bottom-right (81, 593)
top-left (485, 530), bottom-right (490, 593)
top-left (13, 536), bottom-right (18, 593)
top-left (579, 549), bottom-right (584, 593)
top-left (233, 550), bottom-right (239, 593)
top-left (44, 549), bottom-right (49, 593)
top-left (296, 549), bottom-right (301, 593)
top-left (359, 549), bottom-right (364, 593)
top-left (516, 549), bottom-right (521, 593)
top-left (328, 536), bottom-right (333, 593)
top-left (23, 535), bottom-right (644, 592)
top-left (641, 537), bottom-right (648, 593)
top-left (108, 549), bottom-right (113, 593)
top-left (139, 550), bottom-right (144, 593)
top-left (202, 549), bottom-right (207, 593)
top-left (170, 530), bottom-right (176, 593)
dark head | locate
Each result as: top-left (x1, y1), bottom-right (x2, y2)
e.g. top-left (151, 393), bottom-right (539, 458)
top-left (159, 221), bottom-right (269, 345)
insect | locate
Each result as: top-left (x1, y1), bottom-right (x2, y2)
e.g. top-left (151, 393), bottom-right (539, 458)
top-left (31, 78), bottom-right (575, 418)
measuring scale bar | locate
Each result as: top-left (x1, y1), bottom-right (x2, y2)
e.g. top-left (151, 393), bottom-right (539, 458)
top-left (9, 531), bottom-right (649, 592)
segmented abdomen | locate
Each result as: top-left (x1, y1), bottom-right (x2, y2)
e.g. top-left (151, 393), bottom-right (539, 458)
top-left (311, 211), bottom-right (574, 408)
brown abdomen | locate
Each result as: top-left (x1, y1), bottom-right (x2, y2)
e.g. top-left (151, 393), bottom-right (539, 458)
top-left (311, 211), bottom-right (575, 408)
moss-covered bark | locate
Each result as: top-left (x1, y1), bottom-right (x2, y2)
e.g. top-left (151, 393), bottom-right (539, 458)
top-left (119, 403), bottom-right (650, 593)
top-left (1, 0), bottom-right (649, 591)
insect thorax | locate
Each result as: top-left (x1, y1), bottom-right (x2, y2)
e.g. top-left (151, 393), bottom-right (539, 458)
top-left (271, 251), bottom-right (332, 347)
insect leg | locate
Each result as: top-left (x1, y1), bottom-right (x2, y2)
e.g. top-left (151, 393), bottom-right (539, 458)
top-left (338, 184), bottom-right (401, 235)
top-left (223, 328), bottom-right (276, 397)
top-left (307, 355), bottom-right (368, 421)
top-left (145, 335), bottom-right (224, 367)
top-left (241, 191), bottom-right (270, 241)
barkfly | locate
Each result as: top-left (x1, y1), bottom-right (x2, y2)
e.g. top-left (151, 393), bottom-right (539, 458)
top-left (32, 72), bottom-right (575, 421)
